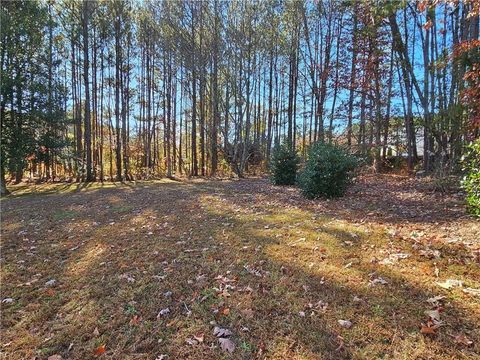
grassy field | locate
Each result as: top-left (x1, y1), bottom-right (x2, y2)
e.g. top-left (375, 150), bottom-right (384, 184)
top-left (1, 176), bottom-right (479, 359)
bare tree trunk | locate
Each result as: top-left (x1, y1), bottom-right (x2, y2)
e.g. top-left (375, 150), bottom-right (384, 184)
top-left (190, 3), bottom-right (198, 176)
top-left (199, 3), bottom-right (205, 176)
top-left (266, 47), bottom-right (275, 161)
top-left (82, 0), bottom-right (93, 181)
top-left (166, 52), bottom-right (172, 177)
top-left (383, 48), bottom-right (394, 161)
top-left (0, 167), bottom-right (8, 196)
top-left (211, 0), bottom-right (220, 176)
top-left (346, 10), bottom-right (357, 148)
top-left (114, 6), bottom-right (122, 181)
top-left (99, 42), bottom-right (104, 181)
top-left (329, 18), bottom-right (343, 143)
top-left (122, 27), bottom-right (130, 180)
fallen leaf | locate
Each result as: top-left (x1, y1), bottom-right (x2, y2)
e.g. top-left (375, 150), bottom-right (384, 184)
top-left (185, 338), bottom-right (198, 345)
top-left (426, 295), bottom-right (445, 306)
top-left (338, 320), bottom-right (352, 328)
top-left (462, 287), bottom-right (480, 297)
top-left (48, 355), bottom-right (62, 360)
top-left (221, 307), bottom-right (230, 316)
top-left (94, 344), bottom-right (106, 356)
top-left (218, 337), bottom-right (235, 353)
top-left (217, 289), bottom-right (231, 298)
top-left (419, 249), bottom-right (441, 259)
top-left (288, 237), bottom-right (306, 247)
top-left (453, 334), bottom-right (473, 346)
top-left (130, 315), bottom-right (141, 326)
top-left (119, 274), bottom-right (135, 283)
top-left (436, 279), bottom-right (463, 289)
top-left (369, 277), bottom-right (388, 286)
top-left (420, 325), bottom-right (436, 334)
top-left (193, 333), bottom-right (204, 343)
top-left (213, 326), bottom-right (232, 337)
top-left (380, 252), bottom-right (411, 265)
top-left (157, 308), bottom-right (170, 318)
top-left (420, 318), bottom-right (442, 335)
top-left (424, 309), bottom-right (441, 322)
top-left (352, 296), bottom-right (363, 303)
top-left (314, 300), bottom-right (328, 312)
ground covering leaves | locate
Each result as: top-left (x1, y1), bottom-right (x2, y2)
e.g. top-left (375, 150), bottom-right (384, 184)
top-left (1, 175), bottom-right (479, 359)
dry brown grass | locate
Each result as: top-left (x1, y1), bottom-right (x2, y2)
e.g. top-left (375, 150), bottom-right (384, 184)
top-left (1, 176), bottom-right (479, 359)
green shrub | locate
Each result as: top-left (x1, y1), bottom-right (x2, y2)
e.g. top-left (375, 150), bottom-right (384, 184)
top-left (298, 142), bottom-right (358, 199)
top-left (461, 139), bottom-right (480, 217)
top-left (269, 143), bottom-right (299, 185)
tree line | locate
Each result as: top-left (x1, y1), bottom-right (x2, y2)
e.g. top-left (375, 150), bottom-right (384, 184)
top-left (1, 0), bottom-right (479, 194)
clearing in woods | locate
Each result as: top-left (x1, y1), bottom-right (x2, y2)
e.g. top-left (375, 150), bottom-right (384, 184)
top-left (1, 175), bottom-right (479, 359)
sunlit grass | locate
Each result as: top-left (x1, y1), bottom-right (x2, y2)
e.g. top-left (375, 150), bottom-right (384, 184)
top-left (3, 178), bottom-right (183, 198)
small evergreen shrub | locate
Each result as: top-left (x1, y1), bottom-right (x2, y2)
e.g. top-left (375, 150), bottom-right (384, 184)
top-left (298, 142), bottom-right (358, 199)
top-left (462, 139), bottom-right (480, 217)
top-left (269, 143), bottom-right (299, 185)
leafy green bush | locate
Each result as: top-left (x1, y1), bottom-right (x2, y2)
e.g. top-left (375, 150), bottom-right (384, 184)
top-left (461, 139), bottom-right (480, 217)
top-left (269, 143), bottom-right (299, 185)
top-left (298, 142), bottom-right (358, 199)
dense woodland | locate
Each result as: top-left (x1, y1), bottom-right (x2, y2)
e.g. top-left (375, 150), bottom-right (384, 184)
top-left (1, 0), bottom-right (479, 194)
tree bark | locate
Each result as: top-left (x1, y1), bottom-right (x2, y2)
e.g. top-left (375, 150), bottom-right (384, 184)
top-left (82, 0), bottom-right (93, 181)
